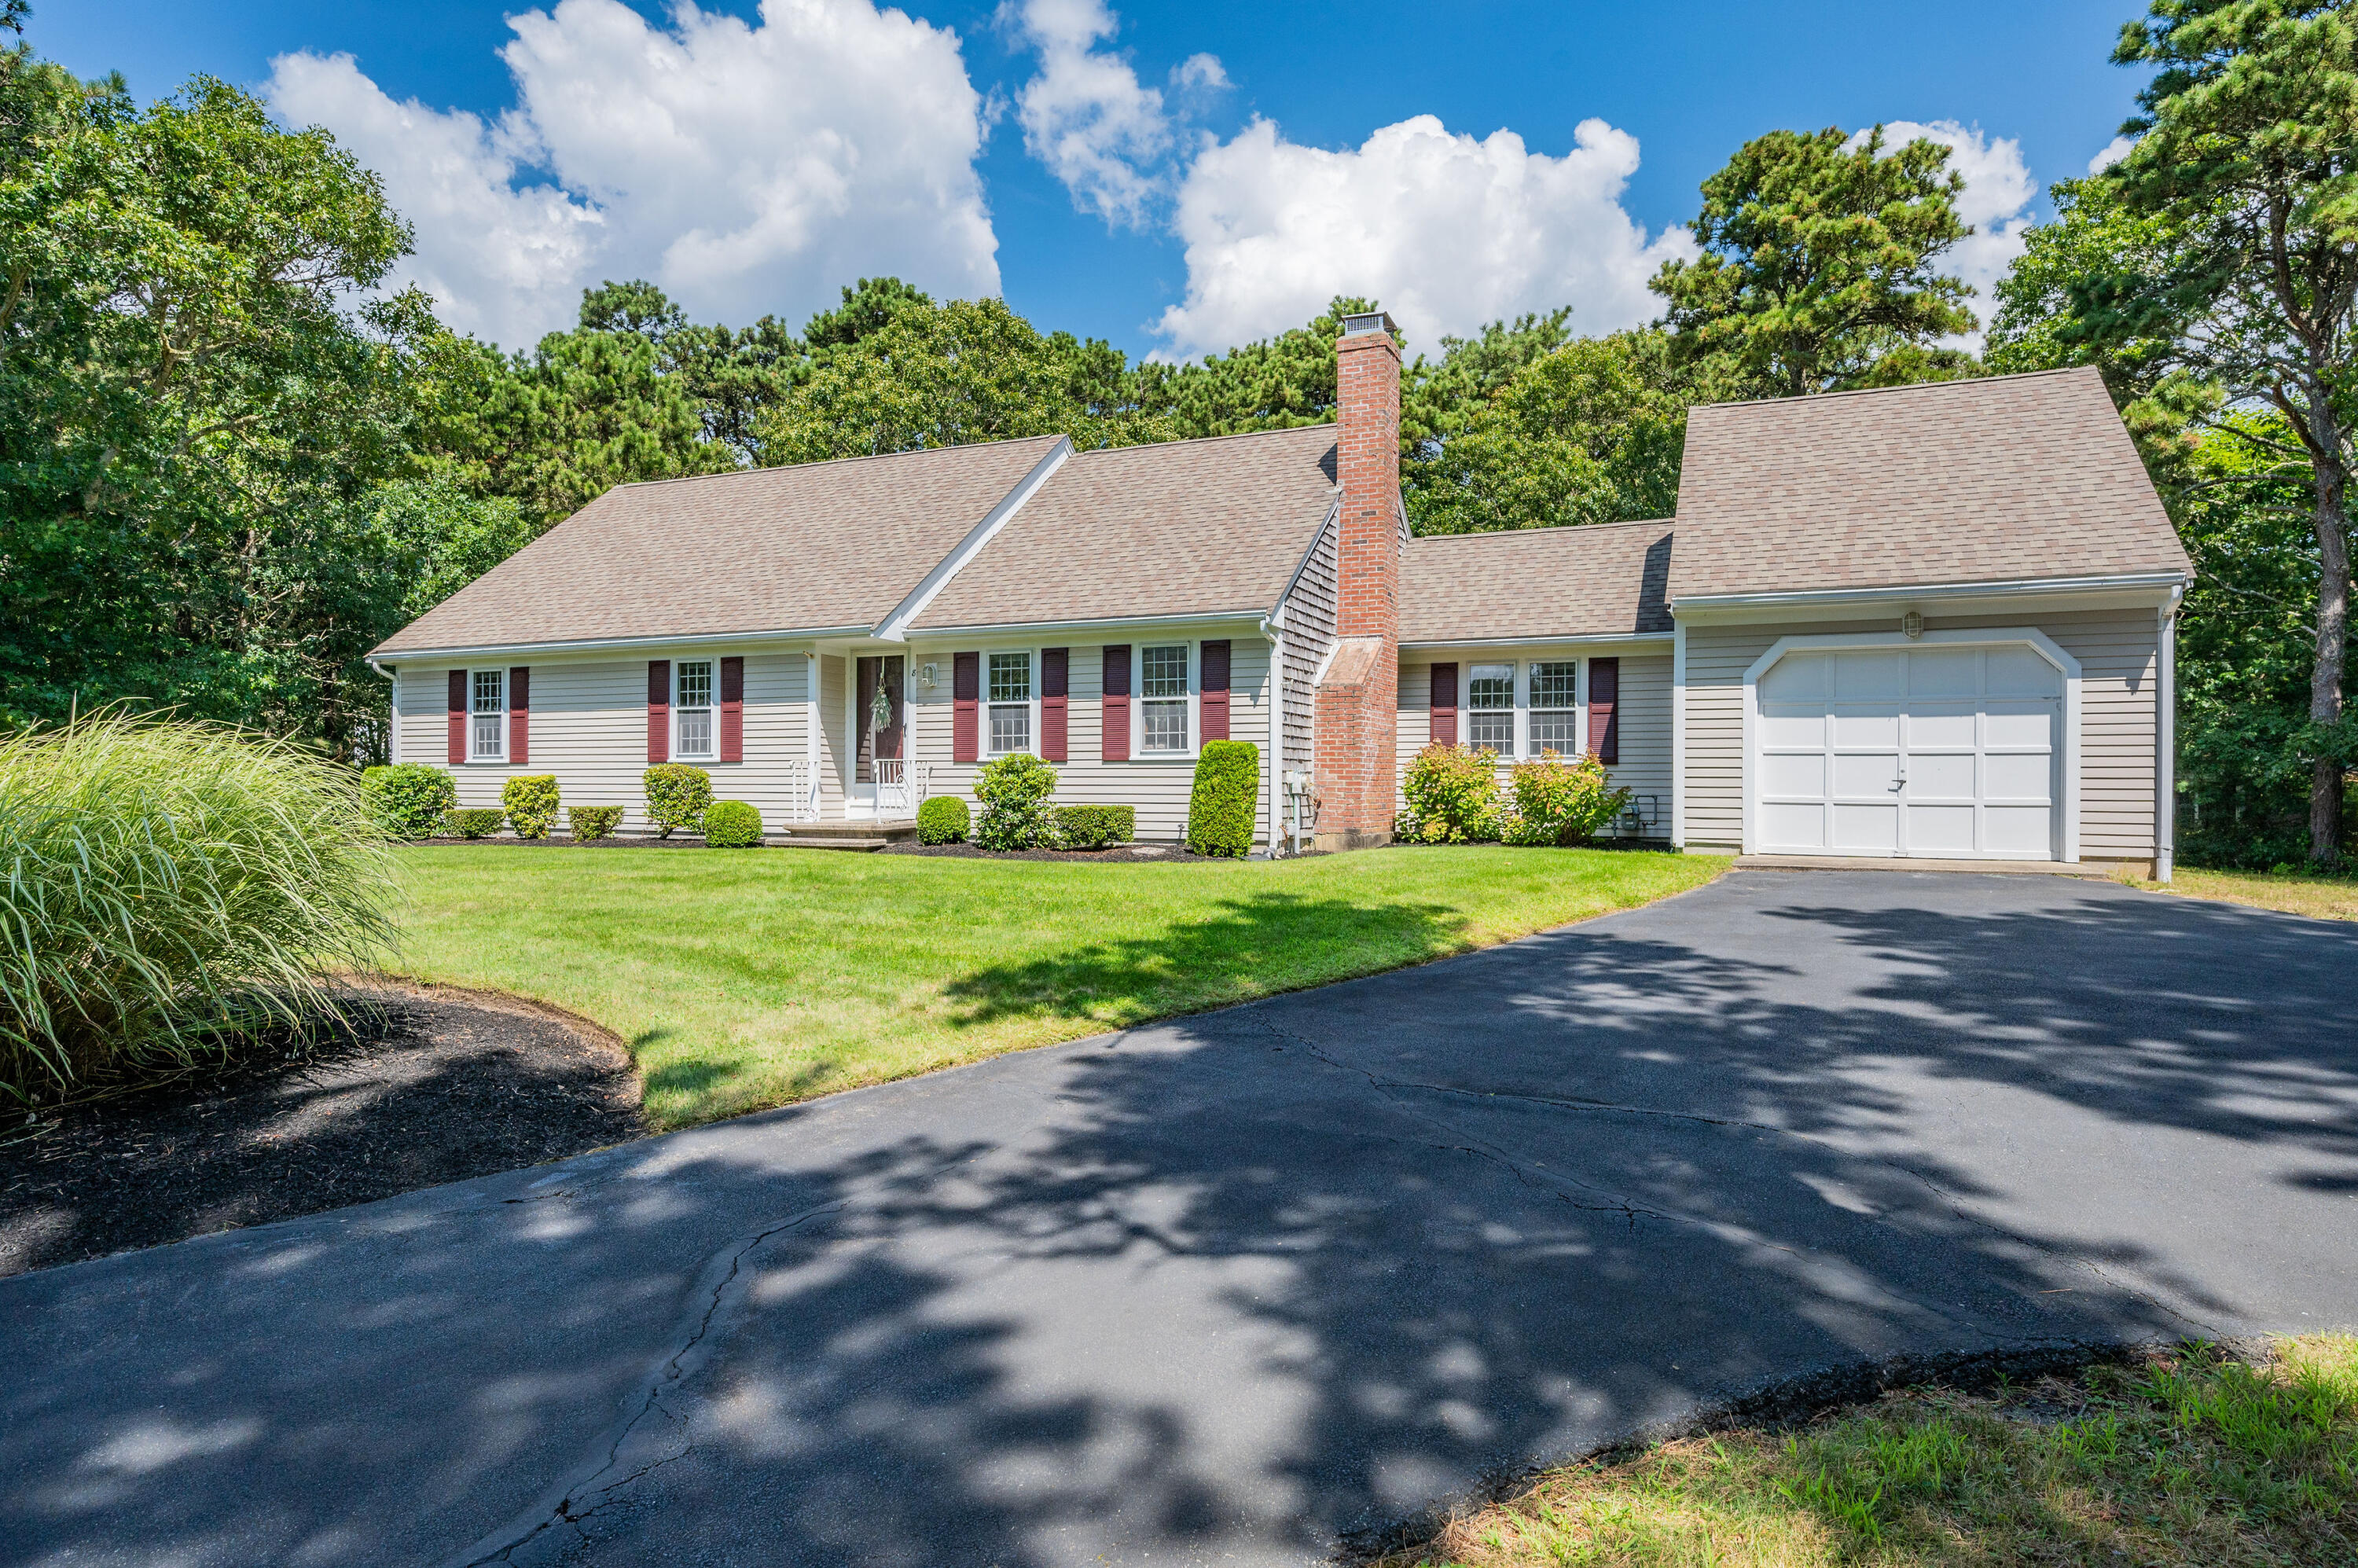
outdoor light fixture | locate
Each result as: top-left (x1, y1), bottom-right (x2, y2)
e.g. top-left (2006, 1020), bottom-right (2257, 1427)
top-left (1901, 610), bottom-right (1923, 640)
top-left (917, 663), bottom-right (938, 689)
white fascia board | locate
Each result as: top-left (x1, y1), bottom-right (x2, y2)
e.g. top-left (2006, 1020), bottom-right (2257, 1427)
top-left (1671, 571), bottom-right (2189, 620)
top-left (907, 608), bottom-right (1265, 641)
top-left (872, 437), bottom-right (1073, 642)
top-left (1398, 631), bottom-right (1675, 652)
top-left (373, 626), bottom-right (869, 666)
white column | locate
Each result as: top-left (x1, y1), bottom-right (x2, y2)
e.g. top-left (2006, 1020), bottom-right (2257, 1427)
top-left (2158, 597), bottom-right (2178, 883)
top-left (1670, 622), bottom-right (1688, 850)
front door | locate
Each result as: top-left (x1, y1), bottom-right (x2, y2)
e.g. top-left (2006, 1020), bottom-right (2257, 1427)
top-left (849, 655), bottom-right (905, 818)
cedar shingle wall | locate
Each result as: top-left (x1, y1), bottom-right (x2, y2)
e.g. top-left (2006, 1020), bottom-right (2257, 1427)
top-left (1281, 512), bottom-right (1339, 777)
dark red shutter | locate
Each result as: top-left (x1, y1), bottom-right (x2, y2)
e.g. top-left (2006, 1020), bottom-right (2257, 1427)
top-left (719, 655), bottom-right (744, 763)
top-left (1041, 648), bottom-right (1069, 763)
top-left (647, 659), bottom-right (670, 765)
top-left (1101, 644), bottom-right (1131, 762)
top-left (1429, 662), bottom-right (1458, 745)
top-left (447, 670), bottom-right (466, 765)
top-left (1200, 639), bottom-right (1230, 744)
top-left (952, 652), bottom-right (980, 764)
top-left (1589, 657), bottom-right (1619, 766)
top-left (508, 666), bottom-right (530, 766)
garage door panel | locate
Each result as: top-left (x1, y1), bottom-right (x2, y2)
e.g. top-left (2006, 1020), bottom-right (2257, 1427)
top-left (1761, 802), bottom-right (1828, 850)
top-left (1759, 709), bottom-right (1825, 748)
top-left (1831, 802), bottom-right (1899, 853)
top-left (1832, 652), bottom-right (1905, 700)
top-left (1831, 751), bottom-right (1901, 796)
top-left (1907, 708), bottom-right (1978, 748)
top-left (1985, 806), bottom-right (2055, 857)
top-left (1986, 646), bottom-right (2063, 697)
top-left (1908, 649), bottom-right (1979, 698)
top-left (1983, 751), bottom-right (2052, 800)
top-left (1759, 752), bottom-right (1827, 797)
top-left (1906, 805), bottom-right (1977, 853)
top-left (1983, 705), bottom-right (2055, 749)
top-left (1758, 655), bottom-right (1826, 702)
top-left (1908, 752), bottom-right (1977, 798)
top-left (1830, 710), bottom-right (1899, 748)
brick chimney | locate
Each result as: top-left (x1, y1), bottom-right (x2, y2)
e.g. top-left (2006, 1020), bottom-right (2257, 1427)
top-left (1312, 310), bottom-right (1403, 851)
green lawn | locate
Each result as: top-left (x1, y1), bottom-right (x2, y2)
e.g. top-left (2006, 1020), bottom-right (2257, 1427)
top-left (2141, 867), bottom-right (2358, 923)
top-left (383, 845), bottom-right (1724, 1129)
top-left (1383, 1336), bottom-right (2358, 1568)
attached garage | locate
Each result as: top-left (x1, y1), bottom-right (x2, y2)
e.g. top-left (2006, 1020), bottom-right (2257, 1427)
top-left (1746, 632), bottom-right (2076, 861)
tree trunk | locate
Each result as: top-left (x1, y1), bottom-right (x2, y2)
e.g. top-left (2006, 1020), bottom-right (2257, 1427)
top-left (2308, 395), bottom-right (2351, 865)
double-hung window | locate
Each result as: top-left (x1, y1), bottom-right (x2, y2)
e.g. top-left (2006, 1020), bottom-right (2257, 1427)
top-left (987, 651), bottom-right (1032, 755)
top-left (1467, 663), bottom-right (1515, 755)
top-left (1529, 661), bottom-right (1579, 754)
top-left (674, 659), bottom-right (715, 760)
top-left (1140, 644), bottom-right (1190, 754)
top-left (470, 670), bottom-right (505, 762)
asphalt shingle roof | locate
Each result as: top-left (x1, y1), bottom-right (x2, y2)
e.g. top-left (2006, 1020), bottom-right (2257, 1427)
top-left (371, 435), bottom-right (1065, 656)
top-left (1399, 521), bottom-right (1673, 644)
top-left (909, 424), bottom-right (1339, 630)
top-left (1668, 366), bottom-right (2190, 600)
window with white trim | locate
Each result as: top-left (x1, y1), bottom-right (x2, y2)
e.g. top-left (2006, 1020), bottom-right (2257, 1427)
top-left (470, 669), bottom-right (505, 762)
top-left (1467, 663), bottom-right (1515, 754)
top-left (987, 651), bottom-right (1032, 755)
top-left (675, 659), bottom-right (715, 760)
top-left (1529, 661), bottom-right (1578, 754)
top-left (1140, 644), bottom-right (1189, 754)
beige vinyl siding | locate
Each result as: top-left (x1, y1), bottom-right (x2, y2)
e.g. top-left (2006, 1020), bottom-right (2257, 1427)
top-left (909, 632), bottom-right (1274, 844)
top-left (1677, 607), bottom-right (2162, 861)
top-left (1394, 648), bottom-right (1674, 839)
top-left (1278, 513), bottom-right (1339, 776)
top-left (390, 652), bottom-right (812, 833)
top-left (816, 653), bottom-right (847, 818)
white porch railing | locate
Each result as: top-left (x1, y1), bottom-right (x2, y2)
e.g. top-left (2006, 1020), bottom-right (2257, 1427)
top-left (779, 761), bottom-right (820, 823)
top-left (874, 760), bottom-right (929, 820)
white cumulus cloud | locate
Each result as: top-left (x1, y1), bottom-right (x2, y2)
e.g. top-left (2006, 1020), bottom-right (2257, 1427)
top-left (268, 0), bottom-right (1000, 352)
top-left (2088, 134), bottom-right (2137, 174)
top-left (1153, 114), bottom-right (1695, 359)
top-left (1853, 119), bottom-right (2037, 344)
top-left (1008, 0), bottom-right (1212, 228)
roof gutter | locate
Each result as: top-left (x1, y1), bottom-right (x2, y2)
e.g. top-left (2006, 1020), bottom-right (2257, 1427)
top-left (370, 624), bottom-right (877, 665)
top-left (1669, 570), bottom-right (2191, 613)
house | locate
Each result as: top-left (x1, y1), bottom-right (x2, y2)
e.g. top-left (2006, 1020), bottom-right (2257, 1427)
top-left (370, 313), bottom-right (2193, 876)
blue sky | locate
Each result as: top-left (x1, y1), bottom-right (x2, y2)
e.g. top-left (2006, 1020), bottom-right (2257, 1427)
top-left (30, 0), bottom-right (2150, 360)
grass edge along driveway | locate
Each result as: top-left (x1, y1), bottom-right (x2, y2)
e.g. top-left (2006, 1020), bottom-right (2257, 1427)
top-left (385, 845), bottom-right (1725, 1129)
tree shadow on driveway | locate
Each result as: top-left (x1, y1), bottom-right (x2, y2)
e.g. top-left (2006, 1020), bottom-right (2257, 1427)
top-left (2, 872), bottom-right (2353, 1567)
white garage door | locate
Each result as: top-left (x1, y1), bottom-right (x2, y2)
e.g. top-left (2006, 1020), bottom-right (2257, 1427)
top-left (1754, 644), bottom-right (2063, 860)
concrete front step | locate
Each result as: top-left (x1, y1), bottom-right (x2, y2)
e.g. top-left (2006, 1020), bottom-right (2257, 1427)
top-left (773, 819), bottom-right (918, 851)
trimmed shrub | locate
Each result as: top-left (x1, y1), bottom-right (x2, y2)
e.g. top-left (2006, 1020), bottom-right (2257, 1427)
top-left (0, 714), bottom-right (397, 1103)
top-left (643, 764), bottom-right (711, 839)
top-left (1187, 740), bottom-right (1259, 857)
top-left (1396, 743), bottom-right (1503, 843)
top-left (445, 808), bottom-right (505, 839)
top-left (361, 763), bottom-right (456, 839)
top-left (973, 753), bottom-right (1059, 850)
top-left (568, 806), bottom-right (625, 841)
top-left (917, 795), bottom-right (971, 845)
top-left (1502, 750), bottom-right (1633, 846)
top-left (703, 800), bottom-right (763, 847)
top-left (501, 774), bottom-right (560, 839)
top-left (1052, 804), bottom-right (1134, 850)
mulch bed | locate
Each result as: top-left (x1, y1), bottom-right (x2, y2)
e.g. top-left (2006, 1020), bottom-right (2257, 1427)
top-left (411, 835), bottom-right (705, 847)
top-left (0, 986), bottom-right (646, 1277)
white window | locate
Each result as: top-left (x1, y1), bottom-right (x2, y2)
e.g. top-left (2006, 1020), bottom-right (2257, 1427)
top-left (1530, 661), bottom-right (1579, 754)
top-left (470, 669), bottom-right (505, 762)
top-left (674, 659), bottom-right (715, 760)
top-left (1140, 644), bottom-right (1189, 754)
top-left (1467, 663), bottom-right (1515, 754)
top-left (987, 651), bottom-right (1032, 755)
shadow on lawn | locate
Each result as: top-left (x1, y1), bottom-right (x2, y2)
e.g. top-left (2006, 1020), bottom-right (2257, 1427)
top-left (941, 890), bottom-right (1471, 1029)
top-left (9, 876), bottom-right (2356, 1566)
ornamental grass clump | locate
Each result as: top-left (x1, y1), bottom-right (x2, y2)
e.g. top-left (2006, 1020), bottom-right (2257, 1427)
top-left (0, 714), bottom-right (399, 1105)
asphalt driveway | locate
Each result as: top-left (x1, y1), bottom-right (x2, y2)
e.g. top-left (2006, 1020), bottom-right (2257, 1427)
top-left (5, 869), bottom-right (2355, 1567)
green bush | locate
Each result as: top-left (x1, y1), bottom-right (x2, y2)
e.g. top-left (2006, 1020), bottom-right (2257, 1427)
top-left (917, 795), bottom-right (970, 845)
top-left (501, 774), bottom-right (560, 839)
top-left (643, 764), bottom-right (711, 839)
top-left (568, 806), bottom-right (625, 841)
top-left (1396, 743), bottom-right (1503, 843)
top-left (360, 763), bottom-right (456, 839)
top-left (703, 799), bottom-right (763, 847)
top-left (1187, 740), bottom-right (1259, 857)
top-left (973, 753), bottom-right (1059, 850)
top-left (0, 714), bottom-right (398, 1103)
top-left (1501, 750), bottom-right (1633, 846)
top-left (1052, 804), bottom-right (1135, 850)
top-left (444, 808), bottom-right (505, 839)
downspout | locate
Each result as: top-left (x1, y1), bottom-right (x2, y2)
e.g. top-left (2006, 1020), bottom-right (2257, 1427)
top-left (1262, 611), bottom-right (1284, 857)
top-left (1669, 622), bottom-right (1688, 850)
top-left (2158, 588), bottom-right (2181, 883)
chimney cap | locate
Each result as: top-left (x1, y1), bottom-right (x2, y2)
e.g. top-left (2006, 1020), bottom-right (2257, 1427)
top-left (1340, 310), bottom-right (1398, 340)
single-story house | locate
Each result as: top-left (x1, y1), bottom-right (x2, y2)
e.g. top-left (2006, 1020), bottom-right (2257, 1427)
top-left (370, 313), bottom-right (2192, 876)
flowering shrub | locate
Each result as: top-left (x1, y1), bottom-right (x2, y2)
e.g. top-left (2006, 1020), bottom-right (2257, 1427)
top-left (973, 753), bottom-right (1058, 850)
top-left (1501, 750), bottom-right (1633, 846)
top-left (1396, 743), bottom-right (1504, 843)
